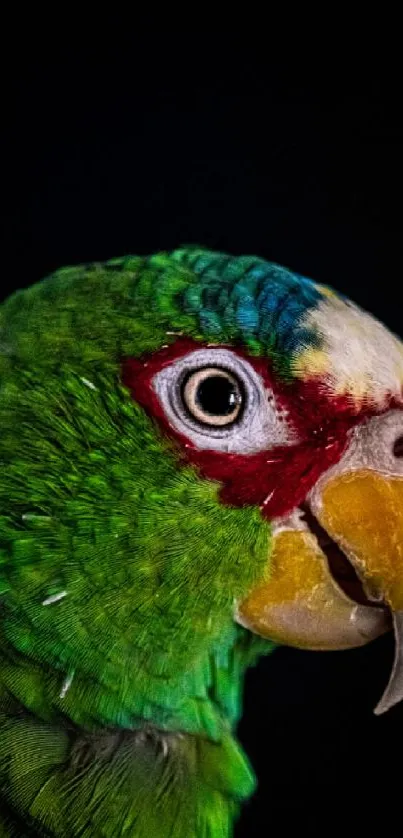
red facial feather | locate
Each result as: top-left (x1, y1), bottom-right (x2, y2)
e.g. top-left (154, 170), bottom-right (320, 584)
top-left (121, 339), bottom-right (378, 519)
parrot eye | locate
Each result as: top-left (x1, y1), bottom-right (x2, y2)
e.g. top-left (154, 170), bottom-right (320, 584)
top-left (152, 347), bottom-right (298, 454)
top-left (181, 367), bottom-right (244, 427)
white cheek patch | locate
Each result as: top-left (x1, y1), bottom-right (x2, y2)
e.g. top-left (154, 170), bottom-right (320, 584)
top-left (293, 297), bottom-right (403, 409)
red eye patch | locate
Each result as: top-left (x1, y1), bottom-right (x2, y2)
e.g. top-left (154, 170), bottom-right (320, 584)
top-left (121, 339), bottom-right (371, 518)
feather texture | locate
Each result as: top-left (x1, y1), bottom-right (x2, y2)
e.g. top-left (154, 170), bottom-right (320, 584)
top-left (2, 248), bottom-right (394, 834)
top-left (0, 251), bottom-right (279, 835)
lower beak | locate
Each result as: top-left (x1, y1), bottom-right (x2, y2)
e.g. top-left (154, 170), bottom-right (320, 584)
top-left (237, 526), bottom-right (390, 651)
top-left (237, 470), bottom-right (403, 713)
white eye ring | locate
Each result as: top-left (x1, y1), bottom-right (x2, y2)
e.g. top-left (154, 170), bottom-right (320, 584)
top-left (152, 347), bottom-right (297, 455)
top-left (182, 366), bottom-right (244, 427)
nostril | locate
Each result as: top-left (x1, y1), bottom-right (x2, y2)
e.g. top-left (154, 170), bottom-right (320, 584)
top-left (393, 435), bottom-right (403, 458)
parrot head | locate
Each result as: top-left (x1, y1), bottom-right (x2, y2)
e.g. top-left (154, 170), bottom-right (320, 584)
top-left (119, 248), bottom-right (403, 715)
top-left (0, 247), bottom-right (403, 833)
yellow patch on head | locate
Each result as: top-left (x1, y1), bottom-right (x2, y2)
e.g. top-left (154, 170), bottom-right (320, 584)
top-left (317, 284), bottom-right (339, 300)
top-left (292, 296), bottom-right (403, 408)
top-left (291, 348), bottom-right (329, 379)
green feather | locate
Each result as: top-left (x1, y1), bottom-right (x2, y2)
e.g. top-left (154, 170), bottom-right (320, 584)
top-left (0, 251), bottom-right (276, 836)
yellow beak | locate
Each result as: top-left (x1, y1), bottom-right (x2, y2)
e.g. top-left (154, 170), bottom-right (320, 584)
top-left (236, 516), bottom-right (390, 652)
top-left (318, 471), bottom-right (403, 612)
top-left (237, 467), bottom-right (403, 714)
top-left (315, 470), bottom-right (403, 714)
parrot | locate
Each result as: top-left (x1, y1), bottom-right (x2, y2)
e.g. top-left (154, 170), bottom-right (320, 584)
top-left (0, 246), bottom-right (402, 837)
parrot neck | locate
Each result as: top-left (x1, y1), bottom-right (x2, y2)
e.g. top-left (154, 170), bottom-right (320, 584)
top-left (0, 688), bottom-right (254, 836)
top-left (0, 630), bottom-right (274, 835)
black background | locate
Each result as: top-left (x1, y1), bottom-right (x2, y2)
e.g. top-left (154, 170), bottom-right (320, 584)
top-left (2, 43), bottom-right (403, 834)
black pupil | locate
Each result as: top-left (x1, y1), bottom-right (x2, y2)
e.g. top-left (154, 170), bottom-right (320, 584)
top-left (196, 375), bottom-right (240, 416)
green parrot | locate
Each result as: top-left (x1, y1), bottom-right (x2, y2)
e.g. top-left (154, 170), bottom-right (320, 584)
top-left (0, 248), bottom-right (402, 836)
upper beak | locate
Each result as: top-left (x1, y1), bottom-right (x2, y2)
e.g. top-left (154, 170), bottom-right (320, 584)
top-left (311, 469), bottom-right (403, 714)
top-left (237, 412), bottom-right (403, 714)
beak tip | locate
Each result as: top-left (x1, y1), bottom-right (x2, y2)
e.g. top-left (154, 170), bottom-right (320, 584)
top-left (373, 701), bottom-right (389, 716)
top-left (373, 611), bottom-right (403, 716)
